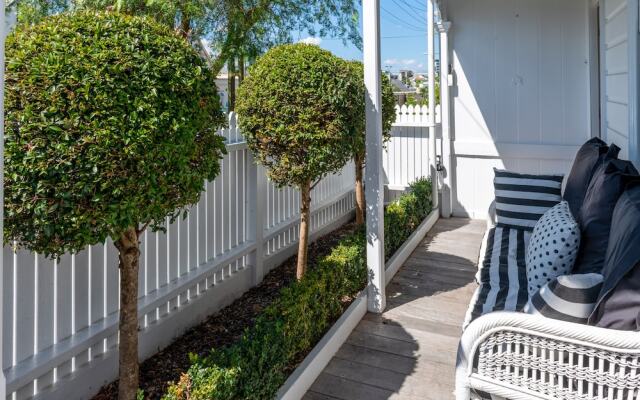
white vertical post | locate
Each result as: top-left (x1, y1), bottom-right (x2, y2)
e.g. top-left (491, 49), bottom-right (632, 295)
top-left (247, 153), bottom-right (265, 285)
top-left (0, 1), bottom-right (6, 397)
top-left (363, 0), bottom-right (386, 313)
top-left (427, 0), bottom-right (438, 209)
top-left (629, 0), bottom-right (640, 166)
top-left (439, 21), bottom-right (452, 218)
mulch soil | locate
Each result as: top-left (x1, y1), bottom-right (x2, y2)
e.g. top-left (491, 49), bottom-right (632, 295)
top-left (92, 220), bottom-right (358, 400)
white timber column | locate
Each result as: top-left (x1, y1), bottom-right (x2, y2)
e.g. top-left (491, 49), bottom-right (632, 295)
top-left (363, 0), bottom-right (386, 313)
top-left (427, 0), bottom-right (438, 210)
top-left (438, 21), bottom-right (452, 218)
top-left (629, 0), bottom-right (640, 165)
top-left (0, 1), bottom-right (6, 398)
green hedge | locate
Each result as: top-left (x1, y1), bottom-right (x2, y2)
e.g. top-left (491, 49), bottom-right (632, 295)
top-left (163, 178), bottom-right (432, 400)
top-left (385, 178), bottom-right (433, 259)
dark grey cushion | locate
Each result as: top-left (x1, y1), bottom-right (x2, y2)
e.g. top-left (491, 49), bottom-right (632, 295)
top-left (572, 158), bottom-right (639, 274)
top-left (592, 263), bottom-right (640, 330)
top-left (563, 138), bottom-right (618, 217)
top-left (590, 182), bottom-right (640, 329)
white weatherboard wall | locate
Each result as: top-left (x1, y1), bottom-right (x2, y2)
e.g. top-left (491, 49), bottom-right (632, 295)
top-left (600, 0), bottom-right (640, 163)
top-left (447, 0), bottom-right (595, 218)
top-left (2, 113), bottom-right (356, 400)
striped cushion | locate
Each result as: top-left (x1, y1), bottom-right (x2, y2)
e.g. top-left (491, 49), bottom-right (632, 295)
top-left (494, 169), bottom-right (563, 230)
top-left (464, 226), bottom-right (531, 329)
top-left (525, 273), bottom-right (603, 324)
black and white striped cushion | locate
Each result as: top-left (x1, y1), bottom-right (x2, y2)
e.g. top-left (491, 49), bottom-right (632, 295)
top-left (525, 273), bottom-right (603, 324)
top-left (494, 169), bottom-right (563, 230)
top-left (464, 226), bottom-right (531, 328)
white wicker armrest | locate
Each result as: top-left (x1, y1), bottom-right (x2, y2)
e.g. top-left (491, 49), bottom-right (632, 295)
top-left (456, 312), bottom-right (640, 400)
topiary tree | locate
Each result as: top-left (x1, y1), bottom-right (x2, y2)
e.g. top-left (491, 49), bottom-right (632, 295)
top-left (236, 43), bottom-right (355, 280)
top-left (4, 12), bottom-right (226, 400)
top-left (341, 60), bottom-right (396, 225)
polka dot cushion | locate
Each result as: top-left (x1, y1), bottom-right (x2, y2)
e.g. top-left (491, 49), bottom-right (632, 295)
top-left (525, 201), bottom-right (580, 297)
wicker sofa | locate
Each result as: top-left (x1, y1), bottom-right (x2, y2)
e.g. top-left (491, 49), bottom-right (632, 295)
top-left (455, 213), bottom-right (640, 400)
top-left (455, 311), bottom-right (640, 400)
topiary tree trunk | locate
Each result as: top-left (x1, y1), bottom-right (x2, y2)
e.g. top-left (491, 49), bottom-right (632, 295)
top-left (296, 181), bottom-right (312, 279)
top-left (355, 154), bottom-right (365, 225)
top-left (114, 227), bottom-right (141, 400)
top-left (228, 58), bottom-right (236, 112)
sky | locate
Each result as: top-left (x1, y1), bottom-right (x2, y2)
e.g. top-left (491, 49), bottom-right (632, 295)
top-left (293, 0), bottom-right (440, 74)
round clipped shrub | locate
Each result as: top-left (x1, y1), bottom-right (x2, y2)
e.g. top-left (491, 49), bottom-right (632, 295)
top-left (236, 43), bottom-right (356, 279)
top-left (341, 60), bottom-right (396, 225)
top-left (4, 11), bottom-right (226, 399)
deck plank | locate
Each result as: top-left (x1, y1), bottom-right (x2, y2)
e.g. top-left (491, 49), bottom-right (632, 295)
top-left (306, 218), bottom-right (483, 400)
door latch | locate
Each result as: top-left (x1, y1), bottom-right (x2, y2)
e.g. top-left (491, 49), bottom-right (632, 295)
top-left (436, 155), bottom-right (444, 172)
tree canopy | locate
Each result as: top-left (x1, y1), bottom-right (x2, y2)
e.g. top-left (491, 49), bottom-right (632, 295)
top-left (341, 60), bottom-right (396, 224)
top-left (4, 11), bottom-right (226, 256)
top-left (10, 0), bottom-right (362, 75)
top-left (342, 60), bottom-right (396, 156)
top-left (236, 44), bottom-right (356, 188)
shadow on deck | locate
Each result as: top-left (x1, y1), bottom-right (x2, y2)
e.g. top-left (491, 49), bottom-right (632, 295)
top-left (305, 218), bottom-right (485, 400)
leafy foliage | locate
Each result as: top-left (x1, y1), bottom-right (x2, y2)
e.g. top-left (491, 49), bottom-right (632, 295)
top-left (236, 43), bottom-right (356, 188)
top-left (11, 0), bottom-right (361, 76)
top-left (385, 178), bottom-right (433, 259)
top-left (341, 60), bottom-right (397, 152)
top-left (4, 11), bottom-right (227, 257)
top-left (163, 177), bottom-right (432, 400)
top-left (11, 0), bottom-right (69, 26)
top-left (164, 228), bottom-right (367, 400)
top-left (406, 79), bottom-right (441, 107)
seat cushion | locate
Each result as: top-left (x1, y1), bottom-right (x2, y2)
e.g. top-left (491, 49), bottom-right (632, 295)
top-left (572, 159), bottom-right (639, 274)
top-left (592, 263), bottom-right (640, 330)
top-left (563, 138), bottom-right (618, 217)
top-left (525, 201), bottom-right (580, 296)
top-left (464, 226), bottom-right (531, 329)
top-left (525, 273), bottom-right (603, 324)
top-left (493, 169), bottom-right (563, 231)
top-left (590, 182), bottom-right (640, 329)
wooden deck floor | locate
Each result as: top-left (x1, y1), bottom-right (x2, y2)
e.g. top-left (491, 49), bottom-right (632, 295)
top-left (304, 218), bottom-right (485, 400)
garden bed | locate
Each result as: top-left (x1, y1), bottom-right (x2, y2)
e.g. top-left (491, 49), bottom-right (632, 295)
top-left (158, 178), bottom-right (433, 400)
top-left (91, 222), bottom-right (359, 400)
top-left (276, 206), bottom-right (440, 399)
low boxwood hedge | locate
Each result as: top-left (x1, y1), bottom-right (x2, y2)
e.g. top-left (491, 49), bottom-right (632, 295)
top-left (385, 177), bottom-right (433, 259)
top-left (163, 178), bottom-right (432, 400)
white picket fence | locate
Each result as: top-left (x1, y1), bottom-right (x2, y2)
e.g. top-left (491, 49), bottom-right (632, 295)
top-left (384, 104), bottom-right (441, 190)
top-left (1, 107), bottom-right (435, 400)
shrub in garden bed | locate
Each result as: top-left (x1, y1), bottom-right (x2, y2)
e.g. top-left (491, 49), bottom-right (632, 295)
top-left (163, 178), bottom-right (432, 400)
top-left (385, 178), bottom-right (433, 259)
